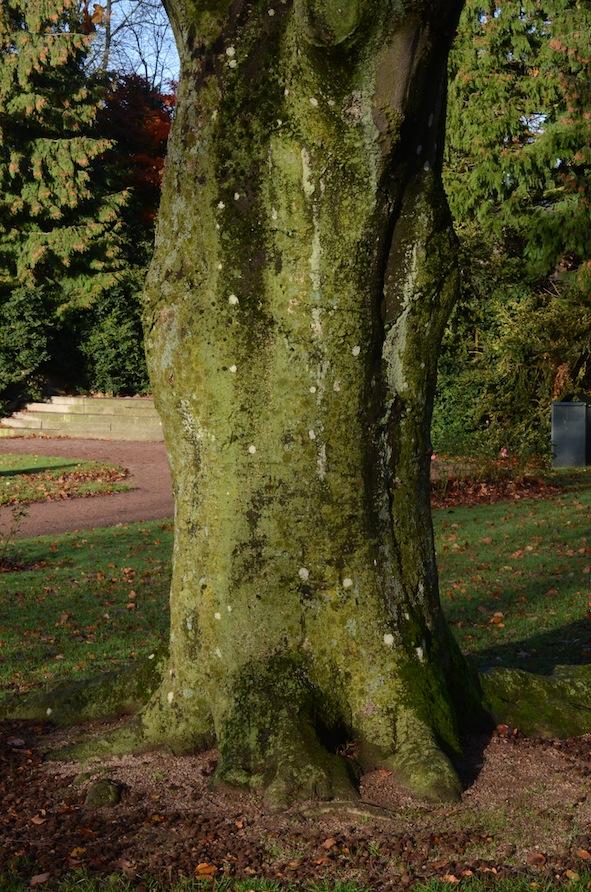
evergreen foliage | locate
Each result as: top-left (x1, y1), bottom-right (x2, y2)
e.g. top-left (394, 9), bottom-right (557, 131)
top-left (0, 8), bottom-right (175, 404)
top-left (436, 0), bottom-right (591, 457)
top-left (0, 0), bottom-right (127, 309)
top-left (0, 0), bottom-right (128, 406)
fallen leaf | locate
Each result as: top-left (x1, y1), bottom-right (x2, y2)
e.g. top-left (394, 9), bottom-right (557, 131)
top-left (30, 815), bottom-right (46, 825)
top-left (575, 848), bottom-right (591, 860)
top-left (30, 875), bottom-right (50, 887)
top-left (527, 852), bottom-right (547, 866)
top-left (195, 863), bottom-right (217, 877)
top-left (322, 837), bottom-right (338, 850)
top-left (565, 870), bottom-right (580, 881)
top-left (442, 874), bottom-right (460, 884)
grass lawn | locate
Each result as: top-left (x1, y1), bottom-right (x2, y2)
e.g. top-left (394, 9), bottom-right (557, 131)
top-left (0, 469), bottom-right (590, 695)
top-left (2, 875), bottom-right (591, 892)
top-left (0, 453), bottom-right (129, 507)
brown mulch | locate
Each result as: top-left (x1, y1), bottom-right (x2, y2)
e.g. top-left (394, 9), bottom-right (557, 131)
top-left (1, 464), bottom-right (129, 509)
top-left (3, 720), bottom-right (591, 888)
top-left (431, 474), bottom-right (563, 510)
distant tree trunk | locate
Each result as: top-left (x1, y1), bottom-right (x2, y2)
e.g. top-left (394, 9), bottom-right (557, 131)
top-left (139, 0), bottom-right (480, 804)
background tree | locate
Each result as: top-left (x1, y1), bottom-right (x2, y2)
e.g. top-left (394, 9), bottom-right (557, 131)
top-left (0, 2), bottom-right (174, 405)
top-left (0, 0), bottom-right (127, 405)
top-left (434, 0), bottom-right (591, 457)
top-left (77, 73), bottom-right (174, 395)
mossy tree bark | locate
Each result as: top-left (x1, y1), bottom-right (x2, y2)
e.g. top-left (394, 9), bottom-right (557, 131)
top-left (136, 0), bottom-right (481, 804)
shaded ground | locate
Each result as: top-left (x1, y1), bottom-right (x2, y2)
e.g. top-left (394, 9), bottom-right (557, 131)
top-left (0, 439), bottom-right (173, 538)
top-left (2, 720), bottom-right (591, 889)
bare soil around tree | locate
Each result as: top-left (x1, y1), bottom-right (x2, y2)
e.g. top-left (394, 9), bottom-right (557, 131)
top-left (2, 719), bottom-right (591, 888)
top-left (0, 438), bottom-right (173, 538)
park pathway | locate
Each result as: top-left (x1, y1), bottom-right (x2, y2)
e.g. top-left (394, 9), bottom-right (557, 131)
top-left (0, 438), bottom-right (173, 538)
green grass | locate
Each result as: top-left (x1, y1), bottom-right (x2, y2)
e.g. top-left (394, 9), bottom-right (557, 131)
top-left (0, 453), bottom-right (130, 507)
top-left (438, 468), bottom-right (591, 674)
top-left (0, 470), bottom-right (590, 696)
top-left (1, 873), bottom-right (590, 892)
top-left (0, 520), bottom-right (173, 693)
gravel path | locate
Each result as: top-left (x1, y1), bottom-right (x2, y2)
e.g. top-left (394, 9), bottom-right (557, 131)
top-left (0, 438), bottom-right (173, 538)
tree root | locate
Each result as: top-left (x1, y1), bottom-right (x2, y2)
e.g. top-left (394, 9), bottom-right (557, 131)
top-left (360, 707), bottom-right (462, 803)
top-left (0, 650), bottom-right (165, 727)
top-left (480, 663), bottom-right (591, 737)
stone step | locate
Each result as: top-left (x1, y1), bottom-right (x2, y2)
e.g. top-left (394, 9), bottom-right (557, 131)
top-left (9, 411), bottom-right (161, 428)
top-left (0, 396), bottom-right (164, 441)
top-left (27, 400), bottom-right (159, 416)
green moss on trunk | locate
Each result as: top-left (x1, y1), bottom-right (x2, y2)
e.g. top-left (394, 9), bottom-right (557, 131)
top-left (9, 0), bottom-right (496, 803)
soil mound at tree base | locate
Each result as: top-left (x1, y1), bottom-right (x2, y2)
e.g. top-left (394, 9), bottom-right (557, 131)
top-left (2, 718), bottom-right (591, 889)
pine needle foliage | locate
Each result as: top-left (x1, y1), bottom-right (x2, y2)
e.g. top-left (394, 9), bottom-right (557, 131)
top-left (0, 0), bottom-right (128, 313)
top-left (436, 0), bottom-right (591, 457)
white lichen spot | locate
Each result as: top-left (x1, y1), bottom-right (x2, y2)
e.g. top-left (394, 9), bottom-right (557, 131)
top-left (46, 707), bottom-right (52, 716)
top-left (199, 576), bottom-right (206, 587)
top-left (284, 87), bottom-right (290, 96)
top-left (343, 577), bottom-right (353, 589)
top-left (333, 380), bottom-right (341, 392)
top-left (229, 364), bottom-right (237, 373)
top-left (383, 633), bottom-right (394, 647)
top-left (276, 118), bottom-right (282, 126)
top-left (215, 647), bottom-right (222, 658)
top-left (214, 611), bottom-right (221, 620)
top-left (226, 45), bottom-right (236, 57)
top-left (148, 653), bottom-right (155, 660)
top-left (298, 567), bottom-right (310, 581)
top-left (234, 192), bottom-right (240, 200)
top-left (352, 345), bottom-right (361, 357)
top-left (268, 6), bottom-right (275, 13)
top-left (228, 58), bottom-right (237, 68)
top-left (215, 223), bottom-right (220, 230)
top-left (248, 444), bottom-right (256, 454)
top-left (308, 429), bottom-right (316, 440)
top-left (183, 688), bottom-right (194, 699)
top-left (300, 147), bottom-right (315, 198)
top-left (217, 262), bottom-right (223, 270)
top-left (271, 207), bottom-right (278, 221)
top-left (316, 442), bottom-right (326, 480)
top-left (309, 385), bottom-right (316, 394)
top-left (217, 200), bottom-right (225, 210)
top-left (309, 96), bottom-right (319, 107)
top-left (167, 690), bottom-right (174, 704)
top-left (227, 605), bottom-right (232, 612)
top-left (311, 307), bottom-right (322, 336)
top-left (228, 293), bottom-right (239, 305)
top-left (186, 616), bottom-right (193, 631)
top-left (423, 161), bottom-right (431, 172)
top-left (416, 644), bottom-right (426, 663)
top-left (416, 144), bottom-right (423, 154)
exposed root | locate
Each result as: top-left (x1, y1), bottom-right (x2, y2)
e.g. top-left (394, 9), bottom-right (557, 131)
top-left (481, 664), bottom-right (591, 738)
top-left (361, 708), bottom-right (462, 803)
top-left (48, 719), bottom-right (149, 763)
top-left (0, 650), bottom-right (165, 727)
top-left (47, 682), bottom-right (214, 763)
top-left (262, 723), bottom-right (357, 810)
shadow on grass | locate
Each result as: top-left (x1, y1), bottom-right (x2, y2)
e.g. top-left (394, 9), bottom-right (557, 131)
top-left (470, 619), bottom-right (591, 675)
top-left (0, 462), bottom-right (79, 478)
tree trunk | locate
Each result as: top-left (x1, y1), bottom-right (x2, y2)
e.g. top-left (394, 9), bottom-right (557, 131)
top-left (136, 0), bottom-right (481, 804)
